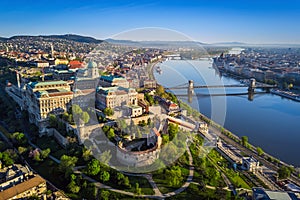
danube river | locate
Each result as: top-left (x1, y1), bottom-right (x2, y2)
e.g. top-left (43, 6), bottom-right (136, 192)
top-left (154, 59), bottom-right (300, 167)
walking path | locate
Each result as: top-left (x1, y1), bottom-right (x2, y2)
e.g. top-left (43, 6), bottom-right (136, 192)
top-left (74, 142), bottom-right (195, 199)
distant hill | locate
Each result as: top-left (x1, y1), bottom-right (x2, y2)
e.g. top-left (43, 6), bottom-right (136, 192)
top-left (41, 34), bottom-right (103, 43)
top-left (105, 38), bottom-right (207, 47)
top-left (1, 34), bottom-right (103, 44)
top-left (213, 42), bottom-right (246, 45)
top-left (210, 42), bottom-right (247, 46)
top-left (0, 37), bottom-right (7, 42)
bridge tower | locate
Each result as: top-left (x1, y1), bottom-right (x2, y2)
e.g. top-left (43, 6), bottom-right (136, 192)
top-left (188, 80), bottom-right (194, 103)
top-left (248, 78), bottom-right (256, 91)
top-left (247, 78), bottom-right (256, 101)
top-left (188, 80), bottom-right (194, 94)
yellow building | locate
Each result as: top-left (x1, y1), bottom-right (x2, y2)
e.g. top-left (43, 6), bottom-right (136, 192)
top-left (96, 86), bottom-right (138, 109)
top-left (0, 175), bottom-right (47, 200)
top-left (24, 80), bottom-right (73, 126)
top-left (0, 164), bottom-right (47, 200)
top-left (55, 58), bottom-right (69, 65)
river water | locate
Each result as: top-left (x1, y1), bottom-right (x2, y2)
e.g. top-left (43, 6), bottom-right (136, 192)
top-left (154, 59), bottom-right (300, 167)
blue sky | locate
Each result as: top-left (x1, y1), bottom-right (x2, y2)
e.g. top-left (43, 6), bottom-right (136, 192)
top-left (1, 0), bottom-right (300, 44)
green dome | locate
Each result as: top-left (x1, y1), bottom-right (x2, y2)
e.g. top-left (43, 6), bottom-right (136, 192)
top-left (87, 61), bottom-right (97, 68)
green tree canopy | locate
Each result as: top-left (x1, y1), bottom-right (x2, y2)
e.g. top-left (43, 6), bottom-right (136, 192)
top-left (256, 147), bottom-right (264, 156)
top-left (278, 166), bottom-right (291, 179)
top-left (165, 166), bottom-right (183, 187)
top-left (48, 114), bottom-right (57, 127)
top-left (241, 136), bottom-right (248, 146)
top-left (59, 155), bottom-right (78, 177)
top-left (41, 148), bottom-right (51, 159)
top-left (81, 111), bottom-right (90, 124)
top-left (86, 159), bottom-right (101, 176)
top-left (156, 85), bottom-right (165, 95)
top-left (103, 107), bottom-right (114, 116)
top-left (168, 123), bottom-right (179, 141)
top-left (99, 171), bottom-right (110, 182)
top-left (99, 190), bottom-right (110, 200)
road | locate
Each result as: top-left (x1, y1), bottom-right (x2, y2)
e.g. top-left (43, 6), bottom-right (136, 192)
top-left (208, 124), bottom-right (300, 187)
top-left (74, 141), bottom-right (195, 199)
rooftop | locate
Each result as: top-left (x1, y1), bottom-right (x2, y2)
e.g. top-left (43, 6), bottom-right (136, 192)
top-left (97, 86), bottom-right (135, 95)
top-left (0, 175), bottom-right (46, 200)
top-left (100, 75), bottom-right (126, 82)
top-left (28, 80), bottom-right (67, 88)
top-left (252, 187), bottom-right (299, 200)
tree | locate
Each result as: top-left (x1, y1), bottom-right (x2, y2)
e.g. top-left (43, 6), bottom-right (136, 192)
top-left (33, 151), bottom-right (42, 162)
top-left (68, 114), bottom-right (74, 124)
top-left (135, 183), bottom-right (142, 195)
top-left (62, 112), bottom-right (69, 121)
top-left (41, 148), bottom-right (51, 159)
top-left (48, 114), bottom-right (57, 127)
top-left (86, 159), bottom-right (101, 176)
top-left (168, 123), bottom-right (179, 141)
top-left (278, 166), bottom-right (291, 179)
top-left (99, 190), bottom-right (110, 200)
top-left (18, 146), bottom-right (27, 154)
top-left (12, 132), bottom-right (27, 145)
top-left (102, 125), bottom-right (110, 133)
top-left (103, 107), bottom-right (114, 116)
top-left (81, 111), bottom-right (90, 124)
top-left (1, 151), bottom-right (14, 166)
top-left (162, 134), bottom-right (169, 144)
top-left (156, 85), bottom-right (165, 95)
top-left (116, 172), bottom-right (130, 187)
top-left (145, 93), bottom-right (154, 105)
top-left (256, 147), bottom-right (264, 156)
top-left (123, 176), bottom-right (130, 188)
top-left (72, 104), bottom-right (83, 115)
top-left (72, 104), bottom-right (83, 123)
top-left (59, 155), bottom-right (78, 177)
top-left (81, 183), bottom-right (97, 199)
top-left (99, 171), bottom-right (110, 182)
top-left (67, 180), bottom-right (80, 193)
top-left (165, 166), bottom-right (183, 187)
top-left (107, 128), bottom-right (115, 140)
top-left (82, 148), bottom-right (92, 161)
top-left (117, 172), bottom-right (125, 185)
top-left (241, 136), bottom-right (248, 146)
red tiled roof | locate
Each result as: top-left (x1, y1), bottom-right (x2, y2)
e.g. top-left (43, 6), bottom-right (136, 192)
top-left (69, 60), bottom-right (82, 65)
top-left (69, 60), bottom-right (83, 69)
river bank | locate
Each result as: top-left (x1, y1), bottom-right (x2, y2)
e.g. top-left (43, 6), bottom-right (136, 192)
top-left (153, 59), bottom-right (300, 167)
top-left (213, 60), bottom-right (300, 103)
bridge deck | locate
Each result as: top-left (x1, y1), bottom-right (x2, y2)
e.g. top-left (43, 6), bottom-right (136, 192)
top-left (166, 84), bottom-right (276, 90)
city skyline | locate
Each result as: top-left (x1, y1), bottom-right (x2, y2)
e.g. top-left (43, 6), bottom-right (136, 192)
top-left (1, 0), bottom-right (300, 44)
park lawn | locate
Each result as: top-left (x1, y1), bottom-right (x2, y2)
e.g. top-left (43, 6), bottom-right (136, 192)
top-left (167, 183), bottom-right (228, 200)
top-left (81, 166), bottom-right (154, 195)
top-left (52, 149), bottom-right (67, 159)
top-left (98, 189), bottom-right (146, 200)
top-left (35, 136), bottom-right (67, 159)
top-left (152, 168), bottom-right (189, 194)
top-left (27, 158), bottom-right (68, 190)
top-left (127, 176), bottom-right (154, 195)
top-left (208, 149), bottom-right (251, 189)
top-left (227, 171), bottom-right (251, 189)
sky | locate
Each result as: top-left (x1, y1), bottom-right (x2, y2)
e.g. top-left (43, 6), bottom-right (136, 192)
top-left (0, 0), bottom-right (300, 44)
